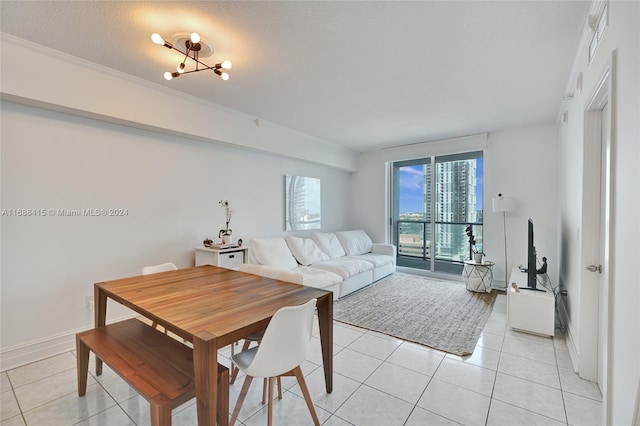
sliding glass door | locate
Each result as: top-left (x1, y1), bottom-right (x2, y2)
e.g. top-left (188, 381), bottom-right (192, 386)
top-left (392, 151), bottom-right (483, 274)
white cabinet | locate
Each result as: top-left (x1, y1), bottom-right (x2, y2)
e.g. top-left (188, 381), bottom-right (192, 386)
top-left (194, 246), bottom-right (249, 270)
top-left (507, 268), bottom-right (555, 337)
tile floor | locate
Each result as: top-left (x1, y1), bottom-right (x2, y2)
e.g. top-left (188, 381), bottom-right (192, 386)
top-left (0, 294), bottom-right (603, 426)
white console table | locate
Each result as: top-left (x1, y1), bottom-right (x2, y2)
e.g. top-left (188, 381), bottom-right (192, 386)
top-left (507, 268), bottom-right (555, 337)
top-left (194, 246), bottom-right (249, 270)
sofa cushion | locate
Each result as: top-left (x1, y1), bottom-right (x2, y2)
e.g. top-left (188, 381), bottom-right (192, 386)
top-left (238, 264), bottom-right (303, 284)
top-left (250, 238), bottom-right (298, 270)
top-left (350, 253), bottom-right (394, 268)
top-left (336, 230), bottom-right (373, 256)
top-left (311, 232), bottom-right (346, 259)
top-left (295, 266), bottom-right (343, 286)
top-left (285, 236), bottom-right (329, 266)
top-left (310, 258), bottom-right (373, 280)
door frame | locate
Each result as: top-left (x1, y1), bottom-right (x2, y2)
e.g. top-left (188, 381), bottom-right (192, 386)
top-left (580, 50), bottom-right (616, 424)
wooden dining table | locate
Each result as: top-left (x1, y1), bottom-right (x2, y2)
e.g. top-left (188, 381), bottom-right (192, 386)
top-left (93, 265), bottom-right (333, 425)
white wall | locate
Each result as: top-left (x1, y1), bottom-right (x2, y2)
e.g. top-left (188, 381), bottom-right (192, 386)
top-left (484, 125), bottom-right (559, 287)
top-left (557, 1), bottom-right (639, 424)
top-left (0, 101), bottom-right (353, 370)
top-left (351, 126), bottom-right (559, 289)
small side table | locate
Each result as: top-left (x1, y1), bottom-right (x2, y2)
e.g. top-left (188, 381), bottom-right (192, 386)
top-left (462, 260), bottom-right (495, 293)
top-left (194, 246), bottom-right (249, 270)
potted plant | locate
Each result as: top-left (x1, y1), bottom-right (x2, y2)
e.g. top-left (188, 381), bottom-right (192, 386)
top-left (218, 200), bottom-right (234, 244)
top-left (465, 224), bottom-right (484, 263)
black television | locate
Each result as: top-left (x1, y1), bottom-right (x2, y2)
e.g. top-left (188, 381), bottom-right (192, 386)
top-left (522, 219), bottom-right (547, 291)
top-left (527, 219), bottom-right (537, 289)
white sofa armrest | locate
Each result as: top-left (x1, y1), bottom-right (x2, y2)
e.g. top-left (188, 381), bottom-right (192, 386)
top-left (371, 243), bottom-right (396, 257)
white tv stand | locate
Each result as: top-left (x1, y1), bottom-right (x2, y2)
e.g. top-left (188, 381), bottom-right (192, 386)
top-left (507, 268), bottom-right (555, 337)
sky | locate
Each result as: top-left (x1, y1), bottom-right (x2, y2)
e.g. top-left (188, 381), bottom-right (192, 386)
top-left (398, 159), bottom-right (483, 214)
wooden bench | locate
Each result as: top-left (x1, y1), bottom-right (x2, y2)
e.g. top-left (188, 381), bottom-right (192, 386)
top-left (76, 318), bottom-right (229, 426)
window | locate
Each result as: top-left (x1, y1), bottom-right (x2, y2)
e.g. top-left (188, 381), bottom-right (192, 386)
top-left (393, 151), bottom-right (483, 274)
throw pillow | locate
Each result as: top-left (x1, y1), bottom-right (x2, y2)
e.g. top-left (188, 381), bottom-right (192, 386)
top-left (250, 238), bottom-right (299, 270)
top-left (335, 230), bottom-right (373, 256)
top-left (285, 236), bottom-right (329, 266)
top-left (311, 232), bottom-right (346, 259)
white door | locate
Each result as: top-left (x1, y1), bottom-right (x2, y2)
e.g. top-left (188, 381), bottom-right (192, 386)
top-left (596, 102), bottom-right (610, 392)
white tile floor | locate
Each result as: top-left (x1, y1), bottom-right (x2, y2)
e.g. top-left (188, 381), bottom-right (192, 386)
top-left (0, 294), bottom-right (604, 426)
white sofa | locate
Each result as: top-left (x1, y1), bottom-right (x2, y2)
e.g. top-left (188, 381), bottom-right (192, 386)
top-left (238, 230), bottom-right (396, 300)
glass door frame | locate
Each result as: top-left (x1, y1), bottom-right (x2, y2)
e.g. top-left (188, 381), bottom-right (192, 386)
top-left (392, 157), bottom-right (435, 272)
top-left (391, 151), bottom-right (483, 274)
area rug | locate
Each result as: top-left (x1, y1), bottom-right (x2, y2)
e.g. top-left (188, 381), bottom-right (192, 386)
top-left (333, 273), bottom-right (497, 356)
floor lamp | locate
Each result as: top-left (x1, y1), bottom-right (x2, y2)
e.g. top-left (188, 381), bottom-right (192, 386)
top-left (492, 194), bottom-right (515, 290)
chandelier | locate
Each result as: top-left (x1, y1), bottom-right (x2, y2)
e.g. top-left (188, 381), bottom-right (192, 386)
top-left (151, 32), bottom-right (232, 81)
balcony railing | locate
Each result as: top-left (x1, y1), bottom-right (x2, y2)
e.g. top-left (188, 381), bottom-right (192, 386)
top-left (396, 220), bottom-right (483, 271)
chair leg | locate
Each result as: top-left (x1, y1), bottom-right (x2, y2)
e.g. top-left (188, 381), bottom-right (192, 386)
top-left (262, 377), bottom-right (268, 404)
top-left (150, 320), bottom-right (166, 334)
top-left (230, 374), bottom-right (253, 426)
top-left (277, 377), bottom-right (283, 400)
top-left (230, 341), bottom-right (235, 382)
top-left (293, 366), bottom-right (320, 426)
top-left (260, 376), bottom-right (281, 403)
top-left (267, 377), bottom-right (275, 426)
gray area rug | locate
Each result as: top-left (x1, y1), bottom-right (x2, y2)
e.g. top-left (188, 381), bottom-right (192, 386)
top-left (334, 273), bottom-right (497, 356)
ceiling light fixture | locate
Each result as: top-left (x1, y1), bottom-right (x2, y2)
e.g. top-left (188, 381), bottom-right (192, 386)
top-left (151, 32), bottom-right (232, 82)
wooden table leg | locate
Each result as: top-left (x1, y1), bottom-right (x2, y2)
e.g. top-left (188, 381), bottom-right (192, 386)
top-left (316, 293), bottom-right (333, 393)
top-left (76, 333), bottom-right (90, 396)
top-left (93, 285), bottom-right (107, 376)
top-left (194, 331), bottom-right (221, 426)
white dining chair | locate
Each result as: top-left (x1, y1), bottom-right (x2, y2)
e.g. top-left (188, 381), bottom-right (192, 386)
top-left (230, 330), bottom-right (283, 405)
top-left (141, 262), bottom-right (177, 332)
top-left (230, 270), bottom-right (303, 390)
top-left (142, 262), bottom-right (178, 275)
top-left (229, 298), bottom-right (320, 426)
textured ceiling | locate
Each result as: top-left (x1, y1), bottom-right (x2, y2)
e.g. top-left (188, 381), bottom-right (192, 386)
top-left (0, 1), bottom-right (590, 152)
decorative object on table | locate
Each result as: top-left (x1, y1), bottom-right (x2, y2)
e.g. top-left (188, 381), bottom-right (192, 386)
top-left (218, 200), bottom-right (234, 244)
top-left (285, 175), bottom-right (321, 231)
top-left (537, 256), bottom-right (548, 274)
top-left (150, 32), bottom-right (232, 81)
top-left (203, 238), bottom-right (213, 248)
top-left (237, 238), bottom-right (243, 247)
top-left (492, 193), bottom-right (515, 289)
top-left (464, 224), bottom-right (484, 262)
top-left (333, 273), bottom-right (496, 356)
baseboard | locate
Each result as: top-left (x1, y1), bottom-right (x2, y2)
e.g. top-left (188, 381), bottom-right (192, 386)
top-left (0, 314), bottom-right (137, 372)
top-left (491, 278), bottom-right (508, 293)
top-left (558, 297), bottom-right (579, 373)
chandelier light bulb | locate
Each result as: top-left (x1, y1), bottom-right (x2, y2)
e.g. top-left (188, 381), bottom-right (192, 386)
top-left (151, 33), bottom-right (165, 45)
top-left (155, 31), bottom-right (228, 84)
